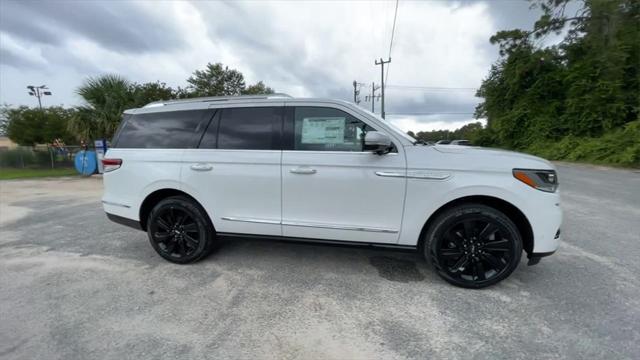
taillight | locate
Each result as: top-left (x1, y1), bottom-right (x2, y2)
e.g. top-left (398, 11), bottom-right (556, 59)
top-left (102, 158), bottom-right (122, 172)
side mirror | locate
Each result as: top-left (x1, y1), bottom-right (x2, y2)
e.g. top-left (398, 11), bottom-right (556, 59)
top-left (364, 131), bottom-right (392, 155)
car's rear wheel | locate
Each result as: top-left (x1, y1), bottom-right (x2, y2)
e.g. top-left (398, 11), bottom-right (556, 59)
top-left (423, 204), bottom-right (522, 288)
top-left (147, 196), bottom-right (215, 264)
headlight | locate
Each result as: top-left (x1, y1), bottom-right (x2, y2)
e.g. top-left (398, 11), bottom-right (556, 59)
top-left (512, 169), bottom-right (558, 192)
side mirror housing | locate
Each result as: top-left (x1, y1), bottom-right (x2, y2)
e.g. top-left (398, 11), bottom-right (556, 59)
top-left (364, 131), bottom-right (392, 155)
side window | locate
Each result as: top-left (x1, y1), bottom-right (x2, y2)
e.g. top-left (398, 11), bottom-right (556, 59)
top-left (114, 109), bottom-right (211, 148)
top-left (294, 107), bottom-right (375, 151)
top-left (111, 113), bottom-right (132, 147)
top-left (217, 107), bottom-right (282, 150)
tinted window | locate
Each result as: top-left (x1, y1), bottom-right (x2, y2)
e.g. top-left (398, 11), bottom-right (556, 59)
top-left (111, 113), bottom-right (132, 146)
top-left (217, 107), bottom-right (282, 150)
top-left (115, 109), bottom-right (211, 148)
top-left (293, 107), bottom-right (375, 151)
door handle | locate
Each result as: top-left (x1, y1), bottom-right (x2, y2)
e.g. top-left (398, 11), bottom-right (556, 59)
top-left (290, 167), bottom-right (317, 175)
top-left (190, 163), bottom-right (213, 172)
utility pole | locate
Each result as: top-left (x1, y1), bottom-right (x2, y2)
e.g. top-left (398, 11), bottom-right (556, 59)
top-left (374, 58), bottom-right (391, 119)
top-left (365, 82), bottom-right (380, 113)
top-left (27, 85), bottom-right (52, 110)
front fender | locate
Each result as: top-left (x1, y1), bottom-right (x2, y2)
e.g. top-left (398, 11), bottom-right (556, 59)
top-left (397, 172), bottom-right (530, 246)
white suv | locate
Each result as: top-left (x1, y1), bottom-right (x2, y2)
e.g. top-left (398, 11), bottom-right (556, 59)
top-left (102, 94), bottom-right (561, 288)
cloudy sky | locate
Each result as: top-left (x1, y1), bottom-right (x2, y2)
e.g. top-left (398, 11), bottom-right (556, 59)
top-left (0, 0), bottom-right (545, 132)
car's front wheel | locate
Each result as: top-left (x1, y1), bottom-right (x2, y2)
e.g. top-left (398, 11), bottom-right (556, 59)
top-left (423, 204), bottom-right (523, 288)
top-left (147, 196), bottom-right (215, 264)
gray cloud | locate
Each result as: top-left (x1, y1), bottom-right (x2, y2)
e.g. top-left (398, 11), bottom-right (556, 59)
top-left (385, 91), bottom-right (479, 114)
top-left (0, 47), bottom-right (40, 68)
top-left (0, 0), bottom-right (185, 53)
top-left (1, 0), bottom-right (544, 130)
top-left (0, 1), bottom-right (62, 45)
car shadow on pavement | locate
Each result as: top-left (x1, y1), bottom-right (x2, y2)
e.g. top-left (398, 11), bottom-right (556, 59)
top-left (208, 236), bottom-right (433, 284)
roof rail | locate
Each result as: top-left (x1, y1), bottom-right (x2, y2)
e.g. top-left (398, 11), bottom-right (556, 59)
top-left (143, 93), bottom-right (293, 108)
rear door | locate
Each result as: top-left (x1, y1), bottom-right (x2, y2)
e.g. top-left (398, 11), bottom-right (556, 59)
top-left (281, 105), bottom-right (407, 243)
top-left (104, 108), bottom-right (212, 221)
top-left (181, 104), bottom-right (284, 236)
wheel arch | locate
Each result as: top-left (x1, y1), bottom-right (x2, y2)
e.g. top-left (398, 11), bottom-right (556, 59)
top-left (139, 188), bottom-right (211, 231)
top-left (418, 195), bottom-right (534, 255)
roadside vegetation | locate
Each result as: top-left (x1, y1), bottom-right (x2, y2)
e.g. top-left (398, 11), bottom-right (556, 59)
top-left (0, 63), bottom-right (274, 146)
top-left (415, 0), bottom-right (640, 168)
top-left (476, 0), bottom-right (639, 167)
top-left (0, 168), bottom-right (77, 180)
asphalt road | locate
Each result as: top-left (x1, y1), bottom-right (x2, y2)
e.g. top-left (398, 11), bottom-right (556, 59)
top-left (1, 164), bottom-right (639, 359)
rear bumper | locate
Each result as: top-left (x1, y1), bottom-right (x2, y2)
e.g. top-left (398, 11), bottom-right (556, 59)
top-left (106, 213), bottom-right (143, 231)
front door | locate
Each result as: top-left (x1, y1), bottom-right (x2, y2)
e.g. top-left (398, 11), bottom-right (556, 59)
top-left (281, 105), bottom-right (406, 243)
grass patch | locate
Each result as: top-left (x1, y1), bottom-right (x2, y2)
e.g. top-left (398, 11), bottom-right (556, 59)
top-left (0, 168), bottom-right (79, 180)
top-left (515, 121), bottom-right (640, 169)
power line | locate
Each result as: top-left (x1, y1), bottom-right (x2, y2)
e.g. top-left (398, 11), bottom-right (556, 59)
top-left (385, 0), bottom-right (399, 87)
top-left (386, 85), bottom-right (478, 91)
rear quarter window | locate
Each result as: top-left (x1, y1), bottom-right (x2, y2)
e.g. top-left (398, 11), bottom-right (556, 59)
top-left (114, 109), bottom-right (213, 149)
top-left (111, 113), bottom-right (132, 146)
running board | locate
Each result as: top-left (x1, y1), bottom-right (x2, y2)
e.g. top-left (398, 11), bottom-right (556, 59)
top-left (216, 232), bottom-right (417, 251)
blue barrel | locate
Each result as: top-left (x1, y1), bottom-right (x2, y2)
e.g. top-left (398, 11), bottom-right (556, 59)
top-left (74, 150), bottom-right (97, 175)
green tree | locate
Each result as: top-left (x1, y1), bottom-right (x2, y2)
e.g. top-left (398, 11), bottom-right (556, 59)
top-left (0, 104), bottom-right (8, 136)
top-left (475, 0), bottom-right (639, 152)
top-left (131, 81), bottom-right (177, 107)
top-left (185, 62), bottom-right (275, 97)
top-left (242, 81), bottom-right (275, 95)
top-left (3, 105), bottom-right (76, 146)
top-left (66, 64), bottom-right (275, 141)
top-left (411, 121), bottom-right (485, 143)
top-left (69, 74), bottom-right (135, 141)
top-left (186, 63), bottom-right (246, 96)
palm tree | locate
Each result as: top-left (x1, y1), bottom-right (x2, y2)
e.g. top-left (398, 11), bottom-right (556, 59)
top-left (68, 74), bottom-right (134, 141)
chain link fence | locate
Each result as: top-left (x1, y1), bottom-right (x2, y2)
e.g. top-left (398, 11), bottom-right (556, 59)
top-left (0, 145), bottom-right (92, 169)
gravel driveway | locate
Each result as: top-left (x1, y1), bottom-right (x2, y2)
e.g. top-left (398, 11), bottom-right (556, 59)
top-left (1, 164), bottom-right (639, 359)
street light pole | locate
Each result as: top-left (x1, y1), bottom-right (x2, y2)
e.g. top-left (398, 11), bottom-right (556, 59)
top-left (27, 85), bottom-right (52, 110)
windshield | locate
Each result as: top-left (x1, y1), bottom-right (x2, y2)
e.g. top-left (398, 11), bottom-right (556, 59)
top-left (356, 107), bottom-right (417, 144)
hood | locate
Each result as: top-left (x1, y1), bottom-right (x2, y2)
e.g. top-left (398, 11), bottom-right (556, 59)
top-left (405, 145), bottom-right (555, 172)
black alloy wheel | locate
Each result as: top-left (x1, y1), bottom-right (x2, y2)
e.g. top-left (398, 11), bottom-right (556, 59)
top-left (424, 204), bottom-right (522, 288)
top-left (147, 196), bottom-right (215, 264)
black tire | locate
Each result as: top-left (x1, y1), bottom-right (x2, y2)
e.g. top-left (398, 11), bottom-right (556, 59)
top-left (147, 196), bottom-right (216, 264)
top-left (423, 204), bottom-right (523, 288)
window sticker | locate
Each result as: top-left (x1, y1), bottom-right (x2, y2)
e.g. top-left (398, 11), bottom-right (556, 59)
top-left (301, 117), bottom-right (346, 144)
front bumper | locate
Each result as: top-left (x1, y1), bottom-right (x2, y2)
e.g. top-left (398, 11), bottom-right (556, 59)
top-left (527, 228), bottom-right (560, 265)
top-left (527, 250), bottom-right (557, 266)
